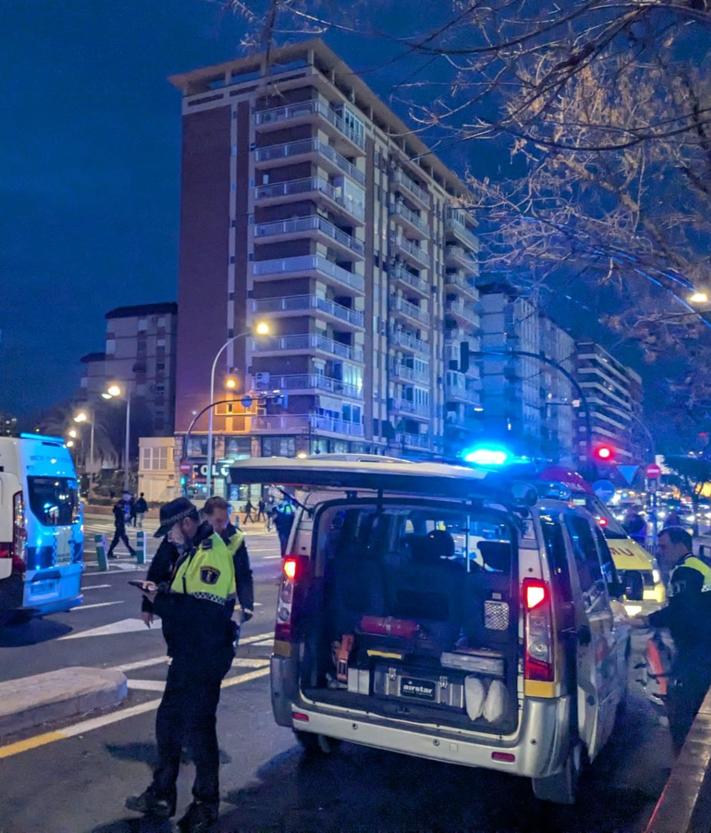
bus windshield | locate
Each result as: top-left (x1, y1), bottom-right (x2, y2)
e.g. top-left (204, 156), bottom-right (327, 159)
top-left (27, 476), bottom-right (79, 526)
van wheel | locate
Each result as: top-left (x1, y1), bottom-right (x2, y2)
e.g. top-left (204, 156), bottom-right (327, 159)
top-left (531, 742), bottom-right (583, 805)
top-left (293, 730), bottom-right (342, 756)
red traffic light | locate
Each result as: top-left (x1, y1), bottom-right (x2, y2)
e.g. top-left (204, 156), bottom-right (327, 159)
top-left (593, 445), bottom-right (615, 462)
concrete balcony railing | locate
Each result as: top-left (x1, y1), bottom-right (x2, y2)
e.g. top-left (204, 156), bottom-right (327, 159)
top-left (260, 373), bottom-right (363, 399)
top-left (389, 361), bottom-right (430, 384)
top-left (445, 244), bottom-right (478, 271)
top-left (392, 398), bottom-right (430, 417)
top-left (251, 332), bottom-right (364, 363)
top-left (254, 215), bottom-right (364, 258)
top-left (397, 432), bottom-right (441, 451)
top-left (393, 201), bottom-right (429, 236)
top-left (390, 330), bottom-right (430, 355)
top-left (394, 297), bottom-right (429, 325)
top-left (251, 294), bottom-right (364, 328)
top-left (254, 98), bottom-right (366, 151)
top-left (254, 138), bottom-right (365, 185)
top-left (445, 272), bottom-right (477, 298)
top-left (445, 213), bottom-right (480, 252)
top-left (254, 176), bottom-right (365, 222)
top-left (391, 263), bottom-right (430, 296)
top-left (248, 414), bottom-right (364, 436)
top-left (393, 236), bottom-right (429, 268)
top-left (392, 169), bottom-right (431, 208)
top-left (445, 299), bottom-right (479, 327)
top-left (252, 254), bottom-right (365, 293)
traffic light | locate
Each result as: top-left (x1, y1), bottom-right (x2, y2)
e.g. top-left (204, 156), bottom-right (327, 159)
top-left (593, 445), bottom-right (615, 463)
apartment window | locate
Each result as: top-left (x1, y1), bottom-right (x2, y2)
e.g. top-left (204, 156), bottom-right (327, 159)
top-left (141, 448), bottom-right (152, 470)
top-left (106, 339), bottom-right (116, 355)
top-left (157, 317), bottom-right (166, 327)
top-left (156, 362), bottom-right (165, 371)
top-left (157, 338), bottom-right (166, 347)
top-left (138, 318), bottom-right (147, 332)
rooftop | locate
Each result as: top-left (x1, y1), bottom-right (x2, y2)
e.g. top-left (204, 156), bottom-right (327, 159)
top-left (105, 302), bottom-right (177, 320)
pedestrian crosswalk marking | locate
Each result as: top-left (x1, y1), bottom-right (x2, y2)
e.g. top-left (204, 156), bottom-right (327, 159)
top-left (74, 601), bottom-right (124, 612)
top-left (83, 584), bottom-right (112, 590)
top-left (59, 617), bottom-right (160, 641)
top-left (126, 659), bottom-right (270, 691)
top-left (0, 667), bottom-right (271, 760)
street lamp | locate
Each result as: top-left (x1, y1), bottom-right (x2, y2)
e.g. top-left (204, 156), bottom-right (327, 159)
top-left (104, 383), bottom-right (132, 491)
top-left (224, 375), bottom-right (239, 391)
top-left (73, 410), bottom-right (96, 483)
top-left (206, 320), bottom-right (271, 495)
top-left (689, 291), bottom-right (709, 306)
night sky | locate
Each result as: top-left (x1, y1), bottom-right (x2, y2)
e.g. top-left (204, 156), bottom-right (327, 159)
top-left (0, 1), bottom-right (574, 422)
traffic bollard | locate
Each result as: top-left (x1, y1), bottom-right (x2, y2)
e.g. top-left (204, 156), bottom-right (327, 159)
top-left (136, 530), bottom-right (146, 565)
top-left (95, 533), bottom-right (108, 571)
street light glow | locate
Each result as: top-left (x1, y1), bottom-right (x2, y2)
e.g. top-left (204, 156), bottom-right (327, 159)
top-left (66, 439), bottom-right (75, 448)
top-left (254, 320), bottom-right (271, 336)
top-left (225, 375), bottom-right (238, 390)
top-left (107, 383), bottom-right (122, 397)
top-left (689, 291), bottom-right (709, 305)
top-left (101, 392), bottom-right (113, 400)
top-left (73, 411), bottom-right (88, 423)
top-left (67, 428), bottom-right (78, 439)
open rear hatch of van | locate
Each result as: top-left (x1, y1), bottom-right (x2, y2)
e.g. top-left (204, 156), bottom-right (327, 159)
top-left (231, 458), bottom-right (525, 736)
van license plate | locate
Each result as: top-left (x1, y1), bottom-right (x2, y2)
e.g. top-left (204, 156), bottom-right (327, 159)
top-left (400, 677), bottom-right (436, 701)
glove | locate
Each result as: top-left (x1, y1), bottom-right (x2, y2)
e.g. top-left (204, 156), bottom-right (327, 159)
top-left (241, 608), bottom-right (253, 624)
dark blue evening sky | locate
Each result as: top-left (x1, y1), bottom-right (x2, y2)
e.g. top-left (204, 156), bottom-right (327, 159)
top-left (0, 1), bottom-right (546, 421)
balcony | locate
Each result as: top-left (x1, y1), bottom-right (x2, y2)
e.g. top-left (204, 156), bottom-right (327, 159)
top-left (392, 236), bottom-right (429, 269)
top-left (248, 414), bottom-right (364, 437)
top-left (445, 272), bottom-right (477, 298)
top-left (393, 297), bottom-right (429, 326)
top-left (392, 169), bottom-right (431, 209)
top-left (397, 432), bottom-right (440, 451)
top-left (254, 176), bottom-right (365, 224)
top-left (446, 245), bottom-right (479, 272)
top-left (392, 398), bottom-right (430, 419)
top-left (391, 330), bottom-right (430, 355)
top-left (389, 361), bottom-right (430, 384)
top-left (256, 373), bottom-right (363, 399)
top-left (392, 201), bottom-right (429, 238)
top-left (253, 215), bottom-right (364, 260)
top-left (254, 138), bottom-right (365, 185)
top-left (391, 263), bottom-right (429, 297)
top-left (251, 332), bottom-right (364, 363)
top-left (445, 371), bottom-right (480, 403)
top-left (252, 254), bottom-right (364, 293)
top-left (251, 294), bottom-right (364, 329)
top-left (445, 299), bottom-right (480, 328)
top-left (254, 98), bottom-right (366, 153)
top-left (445, 212), bottom-right (479, 252)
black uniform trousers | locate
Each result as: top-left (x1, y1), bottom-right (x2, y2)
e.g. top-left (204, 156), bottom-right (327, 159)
top-left (108, 526), bottom-right (134, 556)
top-left (152, 650), bottom-right (233, 803)
top-left (668, 649), bottom-right (711, 752)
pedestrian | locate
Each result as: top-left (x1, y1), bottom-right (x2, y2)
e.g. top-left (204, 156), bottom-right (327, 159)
top-left (623, 506), bottom-right (648, 547)
top-left (634, 526), bottom-right (711, 752)
top-left (134, 492), bottom-right (148, 529)
top-left (126, 497), bottom-right (238, 831)
top-left (203, 496), bottom-right (254, 627)
top-left (273, 498), bottom-right (295, 556)
top-left (107, 497), bottom-right (137, 559)
top-left (256, 497), bottom-right (266, 523)
top-left (242, 499), bottom-right (255, 525)
top-left (140, 535), bottom-right (179, 628)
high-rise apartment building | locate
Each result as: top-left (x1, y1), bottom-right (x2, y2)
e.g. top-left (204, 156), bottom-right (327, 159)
top-left (478, 283), bottom-right (576, 462)
top-left (574, 341), bottom-right (643, 462)
top-left (169, 40), bottom-right (481, 487)
top-left (79, 302), bottom-right (178, 435)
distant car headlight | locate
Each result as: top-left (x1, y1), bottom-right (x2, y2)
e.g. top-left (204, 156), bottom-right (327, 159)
top-left (653, 569), bottom-right (661, 585)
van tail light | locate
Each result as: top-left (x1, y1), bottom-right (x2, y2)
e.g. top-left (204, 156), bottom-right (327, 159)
top-left (12, 491), bottom-right (27, 570)
top-left (274, 555), bottom-right (309, 643)
top-left (523, 578), bottom-right (554, 683)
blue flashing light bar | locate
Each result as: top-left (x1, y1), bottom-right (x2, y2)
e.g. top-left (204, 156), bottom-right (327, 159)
top-left (462, 445), bottom-right (511, 467)
top-left (20, 432), bottom-right (65, 444)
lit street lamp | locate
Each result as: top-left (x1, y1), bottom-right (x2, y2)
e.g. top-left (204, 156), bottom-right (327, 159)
top-left (205, 321), bottom-right (270, 495)
top-left (103, 383), bottom-right (132, 491)
top-left (73, 409), bottom-right (96, 483)
top-left (689, 291), bottom-right (709, 306)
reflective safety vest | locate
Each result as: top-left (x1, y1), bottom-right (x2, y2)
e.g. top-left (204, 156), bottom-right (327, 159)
top-left (670, 555), bottom-right (711, 595)
top-left (170, 531), bottom-right (236, 606)
top-left (223, 528), bottom-right (245, 559)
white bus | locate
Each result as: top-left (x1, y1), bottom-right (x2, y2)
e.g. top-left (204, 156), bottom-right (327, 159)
top-left (0, 434), bottom-right (83, 622)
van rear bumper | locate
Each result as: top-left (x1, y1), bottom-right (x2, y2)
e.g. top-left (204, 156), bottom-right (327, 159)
top-left (23, 563), bottom-right (83, 615)
top-left (271, 657), bottom-right (571, 779)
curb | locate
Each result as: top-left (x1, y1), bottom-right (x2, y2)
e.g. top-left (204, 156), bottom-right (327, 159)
top-left (0, 667), bottom-right (128, 740)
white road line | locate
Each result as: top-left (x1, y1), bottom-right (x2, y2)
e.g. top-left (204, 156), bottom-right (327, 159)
top-left (127, 679), bottom-right (166, 691)
top-left (239, 631), bottom-right (273, 645)
top-left (115, 655), bottom-right (169, 672)
top-left (0, 667), bottom-right (271, 760)
top-left (82, 584), bottom-right (112, 590)
top-left (127, 659), bottom-right (270, 690)
top-left (111, 633), bottom-right (273, 670)
top-left (74, 601), bottom-right (125, 612)
top-left (263, 555), bottom-right (281, 560)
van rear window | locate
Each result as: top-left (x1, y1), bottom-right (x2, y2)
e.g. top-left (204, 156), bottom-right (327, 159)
top-left (27, 477), bottom-right (78, 526)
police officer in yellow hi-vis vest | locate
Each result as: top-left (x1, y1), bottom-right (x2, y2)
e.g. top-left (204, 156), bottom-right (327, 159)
top-left (636, 526), bottom-right (711, 751)
top-left (125, 497), bottom-right (240, 832)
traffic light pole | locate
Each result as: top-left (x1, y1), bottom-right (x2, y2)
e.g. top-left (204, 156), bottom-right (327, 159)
top-left (470, 349), bottom-right (593, 460)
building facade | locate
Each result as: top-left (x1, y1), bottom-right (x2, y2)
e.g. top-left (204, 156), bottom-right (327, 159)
top-left (79, 302), bottom-right (178, 436)
top-left (478, 283), bottom-right (576, 462)
top-left (170, 39), bottom-right (481, 494)
top-left (574, 341), bottom-right (643, 462)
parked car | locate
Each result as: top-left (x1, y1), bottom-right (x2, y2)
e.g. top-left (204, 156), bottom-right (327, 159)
top-left (231, 455), bottom-right (631, 804)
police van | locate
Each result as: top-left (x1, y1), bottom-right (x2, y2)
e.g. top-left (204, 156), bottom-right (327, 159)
top-left (231, 456), bottom-right (631, 804)
top-left (0, 434), bottom-right (84, 622)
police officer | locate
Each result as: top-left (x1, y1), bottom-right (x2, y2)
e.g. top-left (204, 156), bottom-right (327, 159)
top-left (125, 497), bottom-right (237, 832)
top-left (637, 526), bottom-right (711, 751)
top-left (203, 496), bottom-right (254, 627)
